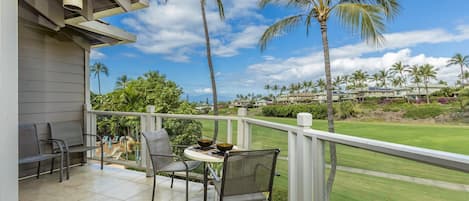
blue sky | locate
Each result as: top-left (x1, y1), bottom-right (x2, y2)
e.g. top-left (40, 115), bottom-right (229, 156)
top-left (90, 0), bottom-right (469, 102)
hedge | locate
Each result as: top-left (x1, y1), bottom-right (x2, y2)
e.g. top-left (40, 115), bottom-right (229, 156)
top-left (262, 104), bottom-right (328, 119)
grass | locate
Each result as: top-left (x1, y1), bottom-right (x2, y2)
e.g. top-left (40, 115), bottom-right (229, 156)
top-left (199, 116), bottom-right (469, 200)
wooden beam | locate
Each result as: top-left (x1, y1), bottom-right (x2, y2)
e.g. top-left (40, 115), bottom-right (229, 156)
top-left (38, 16), bottom-right (60, 31)
top-left (81, 0), bottom-right (94, 21)
top-left (72, 20), bottom-right (136, 42)
top-left (114, 0), bottom-right (132, 12)
top-left (24, 0), bottom-right (65, 27)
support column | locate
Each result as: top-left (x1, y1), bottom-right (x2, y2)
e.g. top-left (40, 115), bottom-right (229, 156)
top-left (0, 1), bottom-right (18, 200)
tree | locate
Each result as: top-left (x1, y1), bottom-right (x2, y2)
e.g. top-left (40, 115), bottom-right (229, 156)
top-left (390, 61), bottom-right (408, 88)
top-left (447, 53), bottom-right (469, 87)
top-left (371, 73), bottom-right (381, 87)
top-left (419, 64), bottom-right (438, 104)
top-left (316, 78), bottom-right (326, 93)
top-left (258, 0), bottom-right (400, 196)
top-left (200, 0), bottom-right (225, 142)
top-left (90, 62), bottom-right (109, 95)
top-left (408, 65), bottom-right (422, 99)
top-left (352, 70), bottom-right (369, 89)
top-left (392, 76), bottom-right (405, 88)
top-left (378, 69), bottom-right (391, 88)
top-left (116, 75), bottom-right (131, 89)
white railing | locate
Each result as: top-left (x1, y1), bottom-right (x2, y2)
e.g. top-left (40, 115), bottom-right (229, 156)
top-left (85, 105), bottom-right (469, 201)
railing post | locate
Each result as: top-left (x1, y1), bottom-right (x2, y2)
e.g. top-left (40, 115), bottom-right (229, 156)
top-left (226, 119), bottom-right (232, 144)
top-left (311, 130), bottom-right (326, 200)
top-left (236, 108), bottom-right (247, 148)
top-left (297, 113), bottom-right (313, 201)
top-left (243, 120), bottom-right (251, 150)
top-left (287, 130), bottom-right (298, 201)
top-left (141, 105), bottom-right (155, 177)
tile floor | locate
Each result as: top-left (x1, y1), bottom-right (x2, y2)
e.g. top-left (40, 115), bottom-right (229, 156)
top-left (19, 163), bottom-right (215, 201)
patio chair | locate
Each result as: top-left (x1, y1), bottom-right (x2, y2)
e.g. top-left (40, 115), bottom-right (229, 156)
top-left (207, 149), bottom-right (280, 201)
top-left (142, 129), bottom-right (201, 201)
top-left (18, 124), bottom-right (66, 182)
top-left (49, 121), bottom-right (104, 179)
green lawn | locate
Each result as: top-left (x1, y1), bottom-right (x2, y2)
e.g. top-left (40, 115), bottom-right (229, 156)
top-left (199, 117), bottom-right (469, 201)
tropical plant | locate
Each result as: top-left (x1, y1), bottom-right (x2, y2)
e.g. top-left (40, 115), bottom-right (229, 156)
top-left (116, 75), bottom-right (131, 89)
top-left (352, 70), bottom-right (369, 89)
top-left (378, 69), bottom-right (391, 88)
top-left (371, 73), bottom-right (381, 87)
top-left (200, 0), bottom-right (225, 142)
top-left (258, 0), bottom-right (400, 196)
top-left (447, 53), bottom-right (469, 86)
top-left (90, 62), bottom-right (109, 95)
top-left (390, 61), bottom-right (408, 88)
top-left (419, 64), bottom-right (438, 104)
top-left (408, 65), bottom-right (422, 97)
top-left (316, 78), bottom-right (326, 93)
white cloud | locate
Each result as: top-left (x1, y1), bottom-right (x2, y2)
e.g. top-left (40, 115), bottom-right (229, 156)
top-left (90, 50), bottom-right (106, 60)
top-left (194, 87), bottom-right (213, 94)
top-left (247, 25), bottom-right (469, 86)
top-left (123, 0), bottom-right (266, 62)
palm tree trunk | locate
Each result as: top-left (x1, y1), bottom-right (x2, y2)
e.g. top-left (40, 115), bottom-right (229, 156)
top-left (98, 73), bottom-right (102, 95)
top-left (200, 0), bottom-right (219, 142)
top-left (461, 65), bottom-right (465, 87)
top-left (320, 20), bottom-right (336, 201)
top-left (425, 80), bottom-right (430, 104)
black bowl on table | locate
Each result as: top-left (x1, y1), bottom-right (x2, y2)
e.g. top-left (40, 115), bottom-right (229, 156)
top-left (197, 139), bottom-right (213, 149)
top-left (216, 143), bottom-right (233, 152)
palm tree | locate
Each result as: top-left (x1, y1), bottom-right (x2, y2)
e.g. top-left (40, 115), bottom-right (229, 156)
top-left (371, 73), bottom-right (381, 87)
top-left (408, 65), bottom-right (422, 99)
top-left (258, 1), bottom-right (400, 195)
top-left (447, 53), bottom-right (469, 87)
top-left (280, 85), bottom-right (287, 96)
top-left (352, 70), bottom-right (369, 89)
top-left (116, 75), bottom-right (130, 89)
top-left (200, 0), bottom-right (224, 142)
top-left (272, 84), bottom-right (279, 103)
top-left (378, 69), bottom-right (391, 88)
top-left (419, 64), bottom-right (438, 104)
top-left (90, 62), bottom-right (109, 95)
top-left (390, 61), bottom-right (408, 88)
top-left (316, 78), bottom-right (326, 93)
top-left (392, 76), bottom-right (405, 88)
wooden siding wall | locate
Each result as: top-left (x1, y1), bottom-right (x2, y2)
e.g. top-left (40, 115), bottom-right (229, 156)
top-left (19, 5), bottom-right (86, 178)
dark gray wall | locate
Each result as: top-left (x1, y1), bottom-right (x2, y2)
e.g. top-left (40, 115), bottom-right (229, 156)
top-left (18, 5), bottom-right (86, 178)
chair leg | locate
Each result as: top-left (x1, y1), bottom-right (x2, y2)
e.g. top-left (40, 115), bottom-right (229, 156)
top-left (185, 170), bottom-right (189, 201)
top-left (59, 154), bottom-right (64, 183)
top-left (36, 161), bottom-right (41, 179)
top-left (66, 151), bottom-right (70, 180)
top-left (170, 172), bottom-right (175, 188)
top-left (50, 158), bottom-right (54, 174)
top-left (152, 175), bottom-right (156, 201)
top-left (100, 145), bottom-right (104, 170)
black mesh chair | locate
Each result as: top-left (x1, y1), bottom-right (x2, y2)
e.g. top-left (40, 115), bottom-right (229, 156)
top-left (208, 149), bottom-right (280, 201)
top-left (49, 121), bottom-right (104, 180)
top-left (18, 124), bottom-right (66, 182)
top-left (142, 129), bottom-right (201, 201)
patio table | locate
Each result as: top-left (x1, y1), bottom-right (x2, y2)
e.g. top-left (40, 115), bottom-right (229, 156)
top-left (184, 145), bottom-right (239, 201)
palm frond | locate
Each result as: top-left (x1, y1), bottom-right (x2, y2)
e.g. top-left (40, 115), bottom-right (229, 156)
top-left (214, 0), bottom-right (225, 20)
top-left (259, 14), bottom-right (304, 51)
top-left (334, 3), bottom-right (385, 46)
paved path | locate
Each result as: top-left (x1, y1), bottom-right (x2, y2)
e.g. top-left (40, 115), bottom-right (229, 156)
top-left (278, 157), bottom-right (469, 192)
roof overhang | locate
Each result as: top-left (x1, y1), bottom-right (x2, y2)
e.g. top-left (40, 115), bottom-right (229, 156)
top-left (22, 0), bottom-right (149, 48)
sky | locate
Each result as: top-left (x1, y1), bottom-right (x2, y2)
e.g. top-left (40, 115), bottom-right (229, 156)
top-left (90, 0), bottom-right (469, 102)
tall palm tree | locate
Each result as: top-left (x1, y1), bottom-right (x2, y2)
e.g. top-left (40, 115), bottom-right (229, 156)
top-left (258, 1), bottom-right (400, 195)
top-left (352, 70), bottom-right (369, 89)
top-left (447, 53), bottom-right (469, 87)
top-left (390, 61), bottom-right (408, 88)
top-left (408, 65), bottom-right (422, 99)
top-left (371, 73), bottom-right (381, 87)
top-left (317, 78), bottom-right (326, 93)
top-left (116, 75), bottom-right (131, 89)
top-left (200, 0), bottom-right (224, 142)
top-left (90, 62), bottom-right (109, 95)
top-left (378, 69), bottom-right (391, 88)
top-left (419, 64), bottom-right (438, 104)
top-left (392, 76), bottom-right (405, 88)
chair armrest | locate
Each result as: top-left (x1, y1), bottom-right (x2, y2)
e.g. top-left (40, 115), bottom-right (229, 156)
top-left (45, 138), bottom-right (70, 152)
top-left (83, 133), bottom-right (102, 141)
top-left (40, 139), bottom-right (64, 153)
top-left (207, 166), bottom-right (220, 182)
top-left (149, 154), bottom-right (189, 169)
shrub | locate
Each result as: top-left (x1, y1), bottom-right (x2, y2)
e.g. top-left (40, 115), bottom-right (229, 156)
top-left (262, 104), bottom-right (328, 119)
top-left (335, 101), bottom-right (360, 119)
top-left (403, 105), bottom-right (444, 119)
